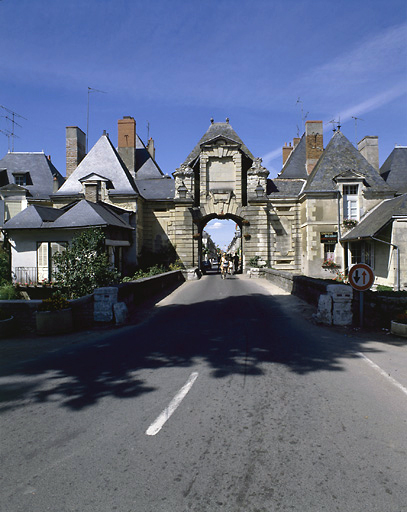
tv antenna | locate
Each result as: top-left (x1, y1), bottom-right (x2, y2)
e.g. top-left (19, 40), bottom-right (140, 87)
top-left (0, 105), bottom-right (27, 152)
top-left (296, 97), bottom-right (309, 134)
top-left (86, 87), bottom-right (107, 152)
top-left (147, 121), bottom-right (150, 141)
top-left (351, 116), bottom-right (364, 146)
top-left (328, 117), bottom-right (341, 132)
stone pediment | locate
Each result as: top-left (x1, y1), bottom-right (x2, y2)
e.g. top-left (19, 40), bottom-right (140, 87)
top-left (200, 135), bottom-right (241, 151)
top-left (333, 169), bottom-right (365, 182)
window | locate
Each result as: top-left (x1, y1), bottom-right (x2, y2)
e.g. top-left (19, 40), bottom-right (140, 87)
top-left (37, 242), bottom-right (67, 282)
top-left (350, 243), bottom-right (361, 265)
top-left (343, 184), bottom-right (359, 220)
top-left (14, 174), bottom-right (26, 186)
top-left (324, 243), bottom-right (336, 261)
top-left (5, 200), bottom-right (23, 221)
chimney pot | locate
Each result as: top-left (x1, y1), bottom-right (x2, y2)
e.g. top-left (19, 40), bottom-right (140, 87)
top-left (305, 121), bottom-right (323, 175)
top-left (358, 136), bottom-right (379, 171)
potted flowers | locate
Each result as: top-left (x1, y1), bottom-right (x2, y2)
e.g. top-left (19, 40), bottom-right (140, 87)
top-left (322, 260), bottom-right (340, 270)
top-left (36, 293), bottom-right (73, 335)
top-left (343, 219), bottom-right (358, 229)
top-left (391, 310), bottom-right (407, 338)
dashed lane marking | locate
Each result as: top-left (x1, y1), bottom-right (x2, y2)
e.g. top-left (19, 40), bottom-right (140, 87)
top-left (146, 372), bottom-right (199, 436)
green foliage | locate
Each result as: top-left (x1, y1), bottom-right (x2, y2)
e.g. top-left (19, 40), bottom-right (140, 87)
top-left (122, 264), bottom-right (169, 282)
top-left (376, 285), bottom-right (393, 292)
top-left (52, 228), bottom-right (120, 299)
top-left (0, 284), bottom-right (19, 300)
top-left (0, 246), bottom-right (11, 286)
top-left (38, 292), bottom-right (70, 312)
top-left (248, 256), bottom-right (261, 268)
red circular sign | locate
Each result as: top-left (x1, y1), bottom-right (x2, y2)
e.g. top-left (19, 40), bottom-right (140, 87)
top-left (348, 263), bottom-right (375, 291)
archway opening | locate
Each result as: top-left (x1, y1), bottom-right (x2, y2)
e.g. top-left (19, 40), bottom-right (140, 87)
top-left (200, 217), bottom-right (242, 273)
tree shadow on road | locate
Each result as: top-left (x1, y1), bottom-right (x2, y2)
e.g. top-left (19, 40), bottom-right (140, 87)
top-left (0, 286), bottom-right (401, 413)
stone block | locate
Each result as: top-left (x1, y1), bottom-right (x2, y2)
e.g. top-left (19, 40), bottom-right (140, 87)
top-left (94, 287), bottom-right (118, 322)
top-left (114, 302), bottom-right (128, 325)
top-left (314, 294), bottom-right (332, 325)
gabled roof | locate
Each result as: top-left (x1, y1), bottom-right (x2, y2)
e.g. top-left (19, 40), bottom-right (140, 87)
top-left (3, 200), bottom-right (133, 231)
top-left (134, 134), bottom-right (164, 179)
top-left (278, 135), bottom-right (308, 179)
top-left (341, 193), bottom-right (407, 241)
top-left (182, 121), bottom-right (254, 166)
top-left (303, 131), bottom-right (393, 194)
top-left (0, 152), bottom-right (64, 199)
top-left (55, 134), bottom-right (138, 197)
top-left (380, 146), bottom-right (407, 195)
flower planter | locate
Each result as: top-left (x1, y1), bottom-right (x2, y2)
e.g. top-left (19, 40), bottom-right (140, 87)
top-left (0, 316), bottom-right (15, 339)
top-left (391, 320), bottom-right (407, 338)
top-left (36, 308), bottom-right (73, 336)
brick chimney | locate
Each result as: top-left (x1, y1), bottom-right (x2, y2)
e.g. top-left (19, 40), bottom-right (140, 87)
top-left (358, 136), bottom-right (379, 171)
top-left (118, 116), bottom-right (136, 177)
top-left (282, 142), bottom-right (293, 165)
top-left (305, 121), bottom-right (323, 175)
top-left (147, 138), bottom-right (155, 160)
top-left (66, 127), bottom-right (86, 178)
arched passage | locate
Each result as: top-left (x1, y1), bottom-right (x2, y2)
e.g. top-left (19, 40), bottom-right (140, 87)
top-left (195, 214), bottom-right (245, 273)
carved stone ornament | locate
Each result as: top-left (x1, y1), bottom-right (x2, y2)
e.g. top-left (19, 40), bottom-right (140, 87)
top-left (247, 157), bottom-right (269, 178)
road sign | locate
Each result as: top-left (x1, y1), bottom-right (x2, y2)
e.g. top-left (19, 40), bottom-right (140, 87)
top-left (348, 263), bottom-right (375, 291)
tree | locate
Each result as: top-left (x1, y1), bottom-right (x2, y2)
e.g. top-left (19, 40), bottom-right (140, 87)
top-left (53, 228), bottom-right (120, 299)
top-left (0, 244), bottom-right (11, 286)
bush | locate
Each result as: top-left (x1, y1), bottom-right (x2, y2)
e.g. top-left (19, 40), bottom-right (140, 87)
top-left (122, 264), bottom-right (168, 282)
top-left (0, 246), bottom-right (11, 286)
top-left (0, 284), bottom-right (19, 300)
top-left (53, 228), bottom-right (120, 299)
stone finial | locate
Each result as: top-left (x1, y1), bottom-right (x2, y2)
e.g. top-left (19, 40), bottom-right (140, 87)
top-left (226, 117), bottom-right (229, 123)
top-left (210, 118), bottom-right (214, 124)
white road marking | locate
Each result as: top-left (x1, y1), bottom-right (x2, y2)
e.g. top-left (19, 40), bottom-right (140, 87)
top-left (146, 372), bottom-right (199, 436)
top-left (357, 352), bottom-right (407, 397)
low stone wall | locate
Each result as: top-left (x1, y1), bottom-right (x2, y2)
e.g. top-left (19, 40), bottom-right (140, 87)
top-left (0, 270), bottom-right (185, 334)
top-left (261, 268), bottom-right (407, 328)
top-left (261, 268), bottom-right (329, 305)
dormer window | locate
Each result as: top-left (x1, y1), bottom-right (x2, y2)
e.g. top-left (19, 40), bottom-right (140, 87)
top-left (343, 184), bottom-right (359, 220)
top-left (14, 174), bottom-right (26, 186)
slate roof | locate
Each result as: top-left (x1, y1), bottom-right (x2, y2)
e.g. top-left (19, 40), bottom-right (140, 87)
top-left (135, 178), bottom-right (175, 201)
top-left (0, 152), bottom-right (64, 199)
top-left (341, 193), bottom-right (407, 241)
top-left (54, 135), bottom-right (138, 197)
top-left (267, 178), bottom-right (305, 197)
top-left (182, 121), bottom-right (254, 166)
top-left (278, 135), bottom-right (308, 179)
top-left (303, 131), bottom-right (393, 194)
top-left (380, 146), bottom-right (407, 194)
top-left (134, 134), bottom-right (164, 179)
top-left (3, 200), bottom-right (133, 231)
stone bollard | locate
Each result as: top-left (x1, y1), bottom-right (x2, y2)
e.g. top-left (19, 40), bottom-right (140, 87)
top-left (314, 284), bottom-right (353, 326)
top-left (327, 284), bottom-right (353, 326)
top-left (94, 287), bottom-right (118, 322)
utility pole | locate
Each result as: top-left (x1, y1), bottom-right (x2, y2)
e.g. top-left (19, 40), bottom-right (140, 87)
top-left (86, 87), bottom-right (107, 152)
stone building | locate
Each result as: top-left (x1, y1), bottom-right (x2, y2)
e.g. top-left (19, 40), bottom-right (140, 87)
top-left (3, 115), bottom-right (406, 290)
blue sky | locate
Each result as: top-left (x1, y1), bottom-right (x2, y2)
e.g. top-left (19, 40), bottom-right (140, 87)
top-left (1, 0), bottom-right (406, 247)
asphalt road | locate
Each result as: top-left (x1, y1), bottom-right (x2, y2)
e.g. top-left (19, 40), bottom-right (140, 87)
top-left (1, 273), bottom-right (407, 512)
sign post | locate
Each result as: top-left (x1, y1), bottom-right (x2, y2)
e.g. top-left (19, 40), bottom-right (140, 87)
top-left (348, 263), bottom-right (375, 328)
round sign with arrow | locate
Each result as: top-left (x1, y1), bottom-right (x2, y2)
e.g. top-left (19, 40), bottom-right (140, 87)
top-left (348, 263), bottom-right (375, 291)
